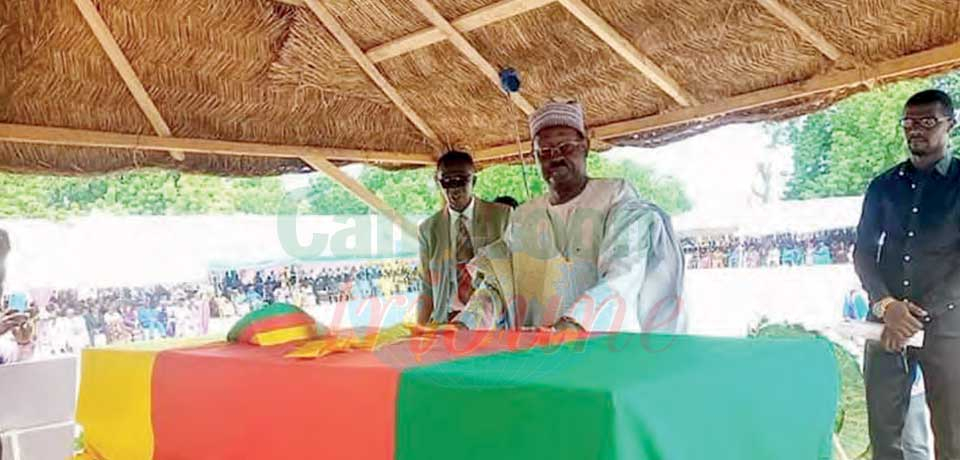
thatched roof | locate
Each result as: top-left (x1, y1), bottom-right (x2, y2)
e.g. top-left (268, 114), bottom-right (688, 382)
top-left (2, 0), bottom-right (960, 176)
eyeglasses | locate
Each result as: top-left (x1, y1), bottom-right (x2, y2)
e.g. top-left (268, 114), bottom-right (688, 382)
top-left (437, 175), bottom-right (472, 189)
top-left (533, 140), bottom-right (585, 160)
top-left (900, 117), bottom-right (952, 129)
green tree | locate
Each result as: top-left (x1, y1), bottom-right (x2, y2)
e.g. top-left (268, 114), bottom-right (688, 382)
top-left (307, 175), bottom-right (370, 215)
top-left (0, 170), bottom-right (287, 218)
top-left (584, 155), bottom-right (692, 214)
top-left (228, 177), bottom-right (286, 215)
top-left (775, 71), bottom-right (960, 200)
top-left (0, 154), bottom-right (690, 218)
top-left (934, 71), bottom-right (960, 148)
top-left (473, 161), bottom-right (547, 203)
top-left (306, 154), bottom-right (692, 216)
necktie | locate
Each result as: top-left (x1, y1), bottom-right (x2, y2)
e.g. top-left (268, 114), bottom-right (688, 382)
top-left (456, 215), bottom-right (475, 306)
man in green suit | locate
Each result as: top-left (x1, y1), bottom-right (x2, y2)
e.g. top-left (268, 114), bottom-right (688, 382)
top-left (417, 151), bottom-right (511, 325)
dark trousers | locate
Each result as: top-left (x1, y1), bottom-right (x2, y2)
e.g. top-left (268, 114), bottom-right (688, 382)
top-left (865, 338), bottom-right (960, 459)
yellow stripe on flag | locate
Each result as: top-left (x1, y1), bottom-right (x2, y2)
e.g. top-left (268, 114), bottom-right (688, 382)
top-left (252, 325), bottom-right (316, 346)
top-left (76, 348), bottom-right (158, 460)
top-left (76, 337), bottom-right (222, 460)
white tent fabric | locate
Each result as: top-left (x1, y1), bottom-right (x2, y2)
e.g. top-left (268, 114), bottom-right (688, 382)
top-left (0, 214), bottom-right (419, 290)
top-left (672, 196), bottom-right (864, 237)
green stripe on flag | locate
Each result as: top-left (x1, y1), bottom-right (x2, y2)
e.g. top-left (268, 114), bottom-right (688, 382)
top-left (395, 334), bottom-right (838, 460)
top-left (227, 303), bottom-right (301, 342)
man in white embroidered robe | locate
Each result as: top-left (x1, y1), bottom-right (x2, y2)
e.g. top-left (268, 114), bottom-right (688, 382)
top-left (454, 101), bottom-right (686, 333)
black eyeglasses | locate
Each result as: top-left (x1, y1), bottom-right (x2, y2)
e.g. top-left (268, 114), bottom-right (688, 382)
top-left (900, 117), bottom-right (952, 129)
top-left (437, 175), bottom-right (471, 189)
top-left (533, 140), bottom-right (585, 160)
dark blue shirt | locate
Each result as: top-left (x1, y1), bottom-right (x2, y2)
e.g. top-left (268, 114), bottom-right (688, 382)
top-left (854, 155), bottom-right (960, 337)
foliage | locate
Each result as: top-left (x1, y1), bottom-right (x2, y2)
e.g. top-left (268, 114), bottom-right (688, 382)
top-left (307, 153), bottom-right (692, 216)
top-left (0, 170), bottom-right (286, 218)
top-left (0, 155), bottom-right (689, 218)
top-left (773, 71), bottom-right (960, 200)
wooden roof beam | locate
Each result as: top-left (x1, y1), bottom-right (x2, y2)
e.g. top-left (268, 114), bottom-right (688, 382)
top-left (409, 0), bottom-right (535, 115)
top-left (557, 0), bottom-right (698, 107)
top-left (475, 40), bottom-right (960, 161)
top-left (72, 0), bottom-right (184, 161)
top-left (300, 155), bottom-right (419, 238)
top-left (0, 123), bottom-right (435, 165)
top-left (302, 0), bottom-right (441, 145)
top-left (366, 0), bottom-right (555, 63)
top-left (755, 0), bottom-right (844, 61)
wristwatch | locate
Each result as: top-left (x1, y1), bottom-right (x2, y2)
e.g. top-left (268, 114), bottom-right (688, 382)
top-left (872, 297), bottom-right (896, 319)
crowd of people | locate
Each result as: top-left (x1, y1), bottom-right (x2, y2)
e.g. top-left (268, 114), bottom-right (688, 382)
top-left (0, 259), bottom-right (421, 359)
top-left (3, 284), bottom-right (213, 358)
top-left (681, 228), bottom-right (856, 269)
top-left (214, 259), bottom-right (420, 310)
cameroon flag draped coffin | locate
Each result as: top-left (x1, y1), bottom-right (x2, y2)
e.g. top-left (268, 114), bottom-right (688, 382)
top-left (76, 331), bottom-right (839, 460)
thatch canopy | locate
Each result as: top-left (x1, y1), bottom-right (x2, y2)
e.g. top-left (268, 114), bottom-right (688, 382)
top-left (2, 0), bottom-right (960, 176)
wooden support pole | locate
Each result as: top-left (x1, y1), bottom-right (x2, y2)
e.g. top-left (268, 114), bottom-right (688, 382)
top-left (303, 0), bottom-right (440, 144)
top-left (557, 0), bottom-right (699, 106)
top-left (300, 155), bottom-right (420, 238)
top-left (0, 123), bottom-right (435, 165)
top-left (72, 0), bottom-right (184, 161)
top-left (366, 0), bottom-right (554, 63)
top-left (755, 0), bottom-right (844, 61)
top-left (475, 40), bottom-right (960, 161)
top-left (409, 0), bottom-right (536, 115)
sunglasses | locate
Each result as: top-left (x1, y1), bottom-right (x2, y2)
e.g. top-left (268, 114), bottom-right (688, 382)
top-left (900, 117), bottom-right (952, 129)
top-left (438, 175), bottom-right (472, 189)
top-left (533, 140), bottom-right (585, 160)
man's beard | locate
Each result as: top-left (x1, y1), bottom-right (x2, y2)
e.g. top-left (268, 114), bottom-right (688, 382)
top-left (908, 138), bottom-right (933, 156)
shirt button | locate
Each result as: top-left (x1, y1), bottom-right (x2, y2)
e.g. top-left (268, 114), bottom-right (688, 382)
top-left (903, 280), bottom-right (911, 287)
top-left (904, 255), bottom-right (911, 262)
top-left (899, 170), bottom-right (906, 177)
top-left (924, 316), bottom-right (932, 323)
top-left (911, 183), bottom-right (917, 190)
top-left (908, 231), bottom-right (916, 237)
top-left (912, 207), bottom-right (919, 214)
top-left (949, 304), bottom-right (956, 311)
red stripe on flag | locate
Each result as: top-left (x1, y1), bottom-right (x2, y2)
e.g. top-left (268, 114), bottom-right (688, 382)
top-left (236, 312), bottom-right (316, 343)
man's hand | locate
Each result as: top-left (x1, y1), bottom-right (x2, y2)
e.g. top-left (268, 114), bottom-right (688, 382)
top-left (12, 318), bottom-right (34, 345)
top-left (554, 317), bottom-right (585, 333)
top-left (0, 310), bottom-right (28, 336)
top-left (881, 300), bottom-right (927, 352)
top-left (881, 326), bottom-right (907, 352)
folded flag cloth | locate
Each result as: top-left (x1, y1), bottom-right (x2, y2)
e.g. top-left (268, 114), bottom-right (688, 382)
top-left (227, 303), bottom-right (326, 346)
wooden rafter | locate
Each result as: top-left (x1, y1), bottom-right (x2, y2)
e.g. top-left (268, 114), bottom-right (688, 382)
top-left (302, 0), bottom-right (440, 144)
top-left (366, 0), bottom-right (555, 63)
top-left (476, 40), bottom-right (960, 161)
top-left (557, 0), bottom-right (698, 107)
top-left (755, 0), bottom-right (844, 61)
top-left (0, 124), bottom-right (435, 165)
top-left (409, 0), bottom-right (535, 115)
top-left (71, 0), bottom-right (184, 161)
top-left (299, 155), bottom-right (419, 238)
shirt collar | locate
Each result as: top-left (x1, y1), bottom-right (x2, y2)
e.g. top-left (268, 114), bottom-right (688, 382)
top-left (448, 198), bottom-right (475, 221)
top-left (903, 154), bottom-right (954, 177)
top-left (935, 154), bottom-right (953, 176)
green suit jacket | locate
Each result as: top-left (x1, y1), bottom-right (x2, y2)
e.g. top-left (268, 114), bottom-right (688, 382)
top-left (417, 199), bottom-right (511, 324)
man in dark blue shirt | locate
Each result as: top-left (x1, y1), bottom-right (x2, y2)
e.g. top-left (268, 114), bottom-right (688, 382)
top-left (854, 89), bottom-right (959, 460)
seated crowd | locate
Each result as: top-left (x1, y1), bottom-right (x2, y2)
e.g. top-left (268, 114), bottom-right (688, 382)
top-left (0, 259), bottom-right (420, 358)
top-left (215, 259), bottom-right (420, 309)
top-left (681, 228), bottom-right (856, 269)
top-left (4, 284), bottom-right (213, 357)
